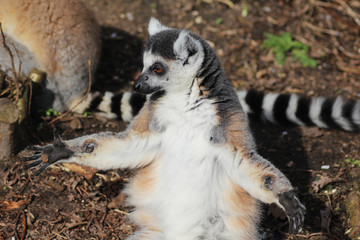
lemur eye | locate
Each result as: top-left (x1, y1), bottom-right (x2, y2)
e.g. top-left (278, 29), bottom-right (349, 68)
top-left (84, 142), bottom-right (96, 153)
top-left (154, 68), bottom-right (163, 74)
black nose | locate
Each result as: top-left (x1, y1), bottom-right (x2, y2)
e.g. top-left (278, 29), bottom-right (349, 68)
top-left (133, 82), bottom-right (141, 90)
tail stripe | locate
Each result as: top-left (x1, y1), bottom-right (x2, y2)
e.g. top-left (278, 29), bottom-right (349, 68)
top-left (352, 101), bottom-right (360, 127)
top-left (273, 94), bottom-right (292, 125)
top-left (97, 92), bottom-right (118, 119)
top-left (237, 91), bottom-right (250, 114)
top-left (309, 97), bottom-right (328, 129)
top-left (120, 92), bottom-right (135, 122)
top-left (111, 93), bottom-right (123, 120)
top-left (262, 93), bottom-right (279, 124)
top-left (332, 97), bottom-right (354, 131)
top-left (89, 92), bottom-right (104, 110)
top-left (320, 98), bottom-right (338, 129)
top-left (129, 93), bottom-right (147, 117)
top-left (295, 97), bottom-right (314, 126)
top-left (286, 94), bottom-right (305, 126)
top-left (342, 100), bottom-right (356, 130)
top-left (244, 89), bottom-right (264, 117)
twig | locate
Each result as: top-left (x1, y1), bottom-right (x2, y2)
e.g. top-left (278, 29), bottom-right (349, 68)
top-left (48, 60), bottom-right (92, 125)
top-left (324, 16), bottom-right (360, 59)
top-left (302, 21), bottom-right (339, 36)
top-left (100, 210), bottom-right (107, 226)
top-left (113, 209), bottom-right (129, 215)
top-left (324, 17), bottom-right (344, 63)
top-left (50, 231), bottom-right (67, 239)
top-left (280, 230), bottom-right (341, 240)
top-left (335, 0), bottom-right (360, 26)
top-left (17, 177), bottom-right (31, 197)
top-left (0, 23), bottom-right (18, 81)
top-left (337, 64), bottom-right (360, 74)
top-left (14, 211), bottom-right (20, 240)
top-left (293, 35), bottom-right (332, 54)
top-left (11, 42), bottom-right (22, 103)
top-left (14, 211), bottom-right (26, 240)
top-left (311, 0), bottom-right (339, 9)
top-left (216, 0), bottom-right (234, 9)
top-left (20, 211), bottom-right (26, 240)
top-left (28, 79), bottom-right (33, 118)
top-left (66, 221), bottom-right (88, 229)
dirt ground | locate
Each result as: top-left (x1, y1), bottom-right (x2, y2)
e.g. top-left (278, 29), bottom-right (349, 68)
top-left (1, 0), bottom-right (360, 239)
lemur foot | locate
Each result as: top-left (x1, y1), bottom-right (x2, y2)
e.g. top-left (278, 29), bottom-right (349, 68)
top-left (22, 130), bottom-right (73, 175)
top-left (278, 190), bottom-right (306, 234)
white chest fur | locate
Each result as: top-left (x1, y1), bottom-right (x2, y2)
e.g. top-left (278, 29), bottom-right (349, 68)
top-left (126, 92), bottom-right (234, 238)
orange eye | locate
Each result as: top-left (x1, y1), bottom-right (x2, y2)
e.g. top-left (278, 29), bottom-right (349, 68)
top-left (154, 68), bottom-right (163, 74)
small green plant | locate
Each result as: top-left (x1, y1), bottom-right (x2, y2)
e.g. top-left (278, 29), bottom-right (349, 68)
top-left (45, 108), bottom-right (59, 117)
top-left (345, 158), bottom-right (360, 167)
top-left (151, 3), bottom-right (157, 9)
top-left (262, 32), bottom-right (317, 68)
top-left (215, 17), bottom-right (223, 25)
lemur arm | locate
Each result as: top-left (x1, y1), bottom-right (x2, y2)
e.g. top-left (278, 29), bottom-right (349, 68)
top-left (23, 103), bottom-right (161, 174)
top-left (224, 150), bottom-right (306, 233)
top-left (220, 112), bottom-right (306, 233)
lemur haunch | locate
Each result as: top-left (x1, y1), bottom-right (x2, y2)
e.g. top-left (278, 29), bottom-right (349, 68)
top-left (24, 18), bottom-right (306, 239)
top-left (0, 0), bottom-right (100, 113)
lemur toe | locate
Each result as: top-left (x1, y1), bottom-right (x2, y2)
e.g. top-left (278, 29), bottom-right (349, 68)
top-left (26, 145), bottom-right (45, 151)
top-left (23, 160), bottom-right (43, 170)
top-left (278, 190), bottom-right (306, 234)
top-left (34, 163), bottom-right (50, 176)
top-left (288, 208), bottom-right (305, 233)
top-left (22, 154), bottom-right (42, 162)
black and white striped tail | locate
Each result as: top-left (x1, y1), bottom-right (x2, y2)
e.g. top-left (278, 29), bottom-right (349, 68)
top-left (238, 89), bottom-right (360, 131)
top-left (89, 89), bottom-right (360, 131)
top-left (89, 91), bottom-right (146, 121)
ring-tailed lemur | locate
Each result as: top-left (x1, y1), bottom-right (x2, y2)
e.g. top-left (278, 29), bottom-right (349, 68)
top-left (24, 18), bottom-right (306, 239)
top-left (0, 0), bottom-right (100, 113)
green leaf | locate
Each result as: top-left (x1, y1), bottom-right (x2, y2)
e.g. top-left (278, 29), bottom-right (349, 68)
top-left (262, 32), bottom-right (317, 67)
top-left (216, 17), bottom-right (223, 25)
top-left (275, 51), bottom-right (286, 65)
top-left (292, 49), bottom-right (317, 68)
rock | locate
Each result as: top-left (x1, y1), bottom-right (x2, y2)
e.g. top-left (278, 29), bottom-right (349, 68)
top-left (0, 98), bottom-right (19, 160)
top-left (345, 191), bottom-right (360, 239)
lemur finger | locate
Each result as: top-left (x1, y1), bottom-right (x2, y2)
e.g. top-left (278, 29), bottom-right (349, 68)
top-left (288, 216), bottom-right (295, 234)
top-left (288, 209), bottom-right (305, 234)
top-left (23, 160), bottom-right (42, 170)
top-left (291, 214), bottom-right (301, 233)
top-left (22, 154), bottom-right (42, 162)
top-left (53, 128), bottom-right (61, 140)
top-left (26, 145), bottom-right (45, 151)
top-left (34, 163), bottom-right (50, 176)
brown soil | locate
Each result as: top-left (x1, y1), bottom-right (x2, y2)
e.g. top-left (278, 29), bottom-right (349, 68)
top-left (1, 0), bottom-right (360, 239)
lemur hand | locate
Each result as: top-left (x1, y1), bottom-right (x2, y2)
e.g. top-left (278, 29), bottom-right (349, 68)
top-left (278, 190), bottom-right (306, 234)
top-left (22, 130), bottom-right (74, 176)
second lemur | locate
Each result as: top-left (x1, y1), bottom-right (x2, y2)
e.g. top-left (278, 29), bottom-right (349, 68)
top-left (24, 18), bottom-right (305, 240)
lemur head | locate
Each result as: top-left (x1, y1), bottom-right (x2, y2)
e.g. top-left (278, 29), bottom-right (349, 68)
top-left (134, 18), bottom-right (205, 94)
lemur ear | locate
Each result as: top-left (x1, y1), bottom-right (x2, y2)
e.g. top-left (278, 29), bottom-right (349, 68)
top-left (148, 17), bottom-right (171, 36)
top-left (173, 31), bottom-right (202, 65)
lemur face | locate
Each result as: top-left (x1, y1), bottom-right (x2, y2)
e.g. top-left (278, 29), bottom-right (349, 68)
top-left (134, 53), bottom-right (170, 94)
top-left (134, 18), bottom-right (204, 94)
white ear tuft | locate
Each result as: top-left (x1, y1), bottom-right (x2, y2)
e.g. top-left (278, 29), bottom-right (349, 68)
top-left (173, 31), bottom-right (202, 64)
top-left (148, 17), bottom-right (171, 36)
